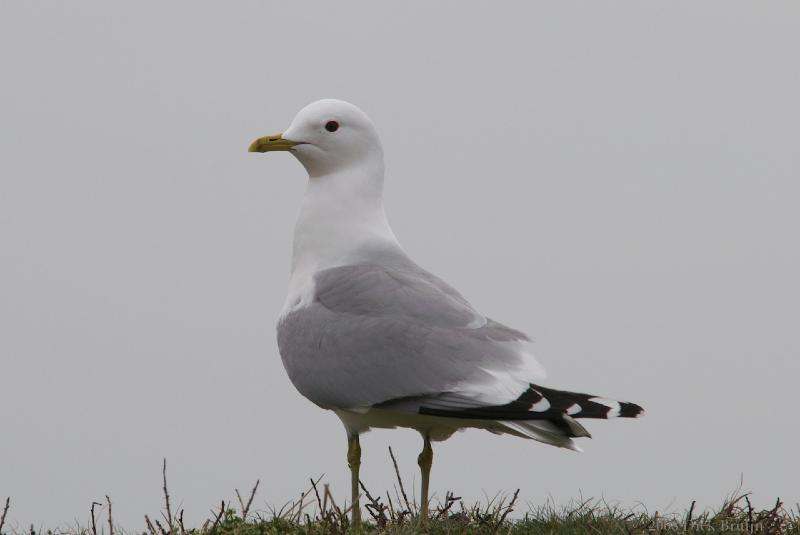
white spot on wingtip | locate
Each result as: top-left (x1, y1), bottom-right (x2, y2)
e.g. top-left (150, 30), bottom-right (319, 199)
top-left (530, 393), bottom-right (550, 412)
top-left (566, 403), bottom-right (581, 415)
top-left (590, 397), bottom-right (621, 418)
top-left (464, 315), bottom-right (487, 329)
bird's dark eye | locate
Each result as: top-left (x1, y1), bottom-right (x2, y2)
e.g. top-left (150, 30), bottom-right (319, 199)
top-left (325, 121), bottom-right (339, 132)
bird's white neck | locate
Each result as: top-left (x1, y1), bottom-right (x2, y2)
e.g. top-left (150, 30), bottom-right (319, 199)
top-left (283, 163), bottom-right (402, 314)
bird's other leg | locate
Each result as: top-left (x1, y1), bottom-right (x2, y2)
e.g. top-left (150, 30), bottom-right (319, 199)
top-left (417, 434), bottom-right (433, 520)
top-left (347, 433), bottom-right (362, 526)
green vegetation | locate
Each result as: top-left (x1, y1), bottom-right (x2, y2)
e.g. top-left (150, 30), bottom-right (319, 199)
top-left (1, 460), bottom-right (797, 535)
top-left (179, 486), bottom-right (798, 535)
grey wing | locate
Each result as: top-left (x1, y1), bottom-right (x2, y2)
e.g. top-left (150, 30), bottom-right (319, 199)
top-left (276, 262), bottom-right (545, 410)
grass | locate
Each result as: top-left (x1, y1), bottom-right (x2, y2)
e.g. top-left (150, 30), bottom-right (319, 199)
top-left (1, 459), bottom-right (797, 535)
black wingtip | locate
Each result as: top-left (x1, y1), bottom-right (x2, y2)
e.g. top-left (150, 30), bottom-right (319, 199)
top-left (619, 401), bottom-right (645, 418)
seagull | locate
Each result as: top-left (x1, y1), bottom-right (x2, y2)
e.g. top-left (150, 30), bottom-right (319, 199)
top-left (249, 99), bottom-right (643, 524)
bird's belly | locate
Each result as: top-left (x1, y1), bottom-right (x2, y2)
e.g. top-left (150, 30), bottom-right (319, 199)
top-left (334, 407), bottom-right (503, 442)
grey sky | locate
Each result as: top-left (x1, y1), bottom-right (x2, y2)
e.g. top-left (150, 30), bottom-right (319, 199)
top-left (1, 1), bottom-right (798, 528)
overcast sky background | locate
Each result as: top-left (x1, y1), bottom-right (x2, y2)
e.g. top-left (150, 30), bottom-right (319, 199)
top-left (1, 1), bottom-right (798, 529)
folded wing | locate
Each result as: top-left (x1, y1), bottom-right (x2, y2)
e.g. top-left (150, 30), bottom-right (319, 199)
top-left (277, 259), bottom-right (545, 411)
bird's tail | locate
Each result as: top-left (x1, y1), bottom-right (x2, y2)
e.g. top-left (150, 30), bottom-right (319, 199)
top-left (421, 383), bottom-right (644, 421)
top-left (497, 419), bottom-right (587, 451)
top-left (419, 383), bottom-right (643, 447)
top-left (512, 383), bottom-right (645, 420)
top-left (495, 384), bottom-right (644, 450)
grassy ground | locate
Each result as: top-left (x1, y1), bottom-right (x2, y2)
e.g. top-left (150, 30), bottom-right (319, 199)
top-left (1, 460), bottom-right (797, 535)
top-left (179, 487), bottom-right (798, 535)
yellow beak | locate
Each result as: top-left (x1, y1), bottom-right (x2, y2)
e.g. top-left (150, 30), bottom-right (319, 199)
top-left (248, 133), bottom-right (302, 153)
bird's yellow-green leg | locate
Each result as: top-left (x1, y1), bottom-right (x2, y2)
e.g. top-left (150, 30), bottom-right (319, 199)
top-left (347, 433), bottom-right (362, 526)
top-left (417, 434), bottom-right (433, 520)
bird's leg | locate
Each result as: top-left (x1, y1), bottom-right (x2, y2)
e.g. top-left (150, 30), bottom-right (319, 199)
top-left (347, 433), bottom-right (362, 526)
top-left (417, 434), bottom-right (433, 520)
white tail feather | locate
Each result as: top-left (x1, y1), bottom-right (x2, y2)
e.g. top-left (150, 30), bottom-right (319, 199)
top-left (499, 420), bottom-right (583, 452)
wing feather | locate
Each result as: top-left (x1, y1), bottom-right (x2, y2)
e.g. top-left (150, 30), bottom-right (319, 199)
top-left (277, 261), bottom-right (544, 410)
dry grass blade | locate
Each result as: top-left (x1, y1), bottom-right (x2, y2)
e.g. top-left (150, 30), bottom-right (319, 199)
top-left (295, 490), bottom-right (310, 524)
top-left (759, 497), bottom-right (784, 535)
top-left (309, 480), bottom-right (338, 528)
top-left (144, 514), bottom-right (158, 535)
top-left (105, 495), bottom-right (114, 535)
top-left (722, 491), bottom-right (749, 517)
top-left (154, 518), bottom-right (170, 535)
top-left (310, 478), bottom-right (323, 515)
top-left (235, 479), bottom-right (260, 521)
top-left (177, 509), bottom-right (186, 535)
top-left (495, 488), bottom-right (520, 529)
top-left (685, 499), bottom-right (695, 531)
top-left (208, 501), bottom-right (225, 534)
top-left (322, 483), bottom-right (350, 529)
top-left (90, 501), bottom-right (102, 535)
top-left (566, 497), bottom-right (593, 519)
top-left (0, 497), bottom-right (10, 535)
top-left (359, 480), bottom-right (389, 528)
top-left (388, 446), bottom-right (412, 513)
top-left (386, 492), bottom-right (396, 522)
top-left (434, 491), bottom-right (462, 520)
top-left (161, 459), bottom-right (174, 533)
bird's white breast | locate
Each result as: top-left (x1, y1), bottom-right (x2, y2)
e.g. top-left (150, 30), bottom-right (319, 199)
top-left (280, 170), bottom-right (402, 320)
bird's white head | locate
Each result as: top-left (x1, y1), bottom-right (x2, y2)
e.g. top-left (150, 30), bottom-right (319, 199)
top-left (249, 99), bottom-right (384, 179)
top-left (249, 99), bottom-right (400, 283)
